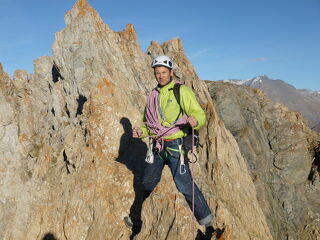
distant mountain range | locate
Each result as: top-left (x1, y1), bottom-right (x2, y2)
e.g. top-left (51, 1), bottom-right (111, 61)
top-left (220, 75), bottom-right (320, 131)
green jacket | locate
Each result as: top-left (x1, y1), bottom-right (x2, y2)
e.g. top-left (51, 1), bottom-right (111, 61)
top-left (141, 80), bottom-right (206, 139)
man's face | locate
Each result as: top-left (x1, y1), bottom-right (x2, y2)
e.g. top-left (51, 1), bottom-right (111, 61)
top-left (154, 66), bottom-right (173, 86)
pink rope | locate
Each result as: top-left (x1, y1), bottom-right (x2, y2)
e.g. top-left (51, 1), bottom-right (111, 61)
top-left (145, 88), bottom-right (188, 151)
top-left (191, 127), bottom-right (195, 239)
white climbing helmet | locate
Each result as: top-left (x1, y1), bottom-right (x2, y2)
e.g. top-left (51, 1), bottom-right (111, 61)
top-left (151, 55), bottom-right (174, 69)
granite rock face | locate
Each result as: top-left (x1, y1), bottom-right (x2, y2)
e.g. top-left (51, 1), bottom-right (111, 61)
top-left (0, 1), bottom-right (274, 239)
top-left (207, 82), bottom-right (320, 240)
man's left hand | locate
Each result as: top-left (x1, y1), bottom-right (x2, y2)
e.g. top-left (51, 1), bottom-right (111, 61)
top-left (186, 116), bottom-right (198, 128)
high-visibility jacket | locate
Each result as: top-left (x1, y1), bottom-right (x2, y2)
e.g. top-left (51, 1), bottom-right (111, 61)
top-left (141, 80), bottom-right (206, 140)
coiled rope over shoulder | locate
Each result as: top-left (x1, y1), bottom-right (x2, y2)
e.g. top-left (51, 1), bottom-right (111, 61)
top-left (145, 88), bottom-right (188, 151)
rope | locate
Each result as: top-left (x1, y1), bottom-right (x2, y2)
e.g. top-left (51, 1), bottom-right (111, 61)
top-left (191, 127), bottom-right (196, 239)
top-left (145, 88), bottom-right (188, 151)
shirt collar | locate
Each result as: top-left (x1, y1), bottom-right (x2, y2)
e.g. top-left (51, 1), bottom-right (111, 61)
top-left (156, 80), bottom-right (175, 93)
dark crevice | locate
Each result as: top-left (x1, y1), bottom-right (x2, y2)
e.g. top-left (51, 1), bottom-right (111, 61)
top-left (51, 107), bottom-right (55, 116)
top-left (65, 104), bottom-right (70, 118)
top-left (42, 233), bottom-right (57, 240)
top-left (308, 146), bottom-right (320, 183)
top-left (63, 150), bottom-right (69, 174)
top-left (51, 125), bottom-right (55, 131)
top-left (63, 150), bottom-right (75, 174)
top-left (52, 62), bottom-right (64, 83)
top-left (84, 128), bottom-right (90, 147)
top-left (76, 94), bottom-right (87, 116)
top-left (267, 138), bottom-right (273, 150)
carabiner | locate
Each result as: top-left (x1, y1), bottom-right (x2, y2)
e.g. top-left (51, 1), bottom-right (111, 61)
top-left (180, 163), bottom-right (187, 175)
top-left (187, 150), bottom-right (198, 163)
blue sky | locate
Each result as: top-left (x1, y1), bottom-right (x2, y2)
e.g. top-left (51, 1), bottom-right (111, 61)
top-left (0, 0), bottom-right (319, 90)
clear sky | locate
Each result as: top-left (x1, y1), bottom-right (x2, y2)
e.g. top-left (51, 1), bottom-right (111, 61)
top-left (0, 0), bottom-right (319, 90)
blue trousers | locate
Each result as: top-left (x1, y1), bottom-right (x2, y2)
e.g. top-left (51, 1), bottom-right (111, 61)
top-left (142, 139), bottom-right (212, 225)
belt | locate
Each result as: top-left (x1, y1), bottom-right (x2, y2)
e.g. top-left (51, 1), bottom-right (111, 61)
top-left (164, 139), bottom-right (174, 142)
top-left (163, 138), bottom-right (182, 144)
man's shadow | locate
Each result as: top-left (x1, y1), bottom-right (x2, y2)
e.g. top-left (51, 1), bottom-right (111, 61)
top-left (116, 117), bottom-right (148, 239)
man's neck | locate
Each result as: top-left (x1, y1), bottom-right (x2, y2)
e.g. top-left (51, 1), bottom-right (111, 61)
top-left (157, 79), bottom-right (173, 88)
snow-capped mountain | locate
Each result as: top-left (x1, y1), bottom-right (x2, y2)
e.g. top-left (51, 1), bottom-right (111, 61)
top-left (223, 75), bottom-right (266, 88)
top-left (221, 75), bottom-right (320, 131)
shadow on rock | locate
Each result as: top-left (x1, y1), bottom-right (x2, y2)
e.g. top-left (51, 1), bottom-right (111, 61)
top-left (195, 227), bottom-right (225, 240)
top-left (116, 117), bottom-right (148, 239)
top-left (42, 233), bottom-right (57, 240)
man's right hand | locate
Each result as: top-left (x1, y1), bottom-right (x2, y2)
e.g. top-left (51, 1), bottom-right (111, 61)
top-left (132, 127), bottom-right (142, 138)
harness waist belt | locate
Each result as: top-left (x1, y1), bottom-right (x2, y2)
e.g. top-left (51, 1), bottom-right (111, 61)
top-left (164, 139), bottom-right (174, 142)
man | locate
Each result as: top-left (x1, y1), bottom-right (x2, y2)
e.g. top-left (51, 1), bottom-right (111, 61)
top-left (130, 55), bottom-right (220, 239)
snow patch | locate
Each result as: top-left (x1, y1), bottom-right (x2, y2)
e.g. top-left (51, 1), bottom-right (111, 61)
top-left (223, 75), bottom-right (266, 86)
top-left (222, 79), bottom-right (251, 85)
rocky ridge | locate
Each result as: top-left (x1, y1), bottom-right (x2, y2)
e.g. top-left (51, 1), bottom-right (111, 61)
top-left (0, 1), bottom-right (272, 240)
top-left (222, 75), bottom-right (320, 131)
top-left (207, 81), bottom-right (320, 240)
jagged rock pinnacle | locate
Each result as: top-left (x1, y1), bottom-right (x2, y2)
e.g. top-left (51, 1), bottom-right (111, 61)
top-left (0, 63), bottom-right (10, 84)
top-left (64, 0), bottom-right (108, 32)
top-left (118, 24), bottom-right (138, 41)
